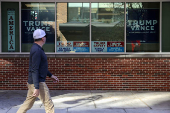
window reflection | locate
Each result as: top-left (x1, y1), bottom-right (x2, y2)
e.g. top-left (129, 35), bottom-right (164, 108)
top-left (57, 3), bottom-right (90, 53)
top-left (91, 3), bottom-right (124, 52)
top-left (162, 2), bottom-right (170, 52)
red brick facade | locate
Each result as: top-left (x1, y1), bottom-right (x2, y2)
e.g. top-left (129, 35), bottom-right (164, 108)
top-left (0, 57), bottom-right (170, 91)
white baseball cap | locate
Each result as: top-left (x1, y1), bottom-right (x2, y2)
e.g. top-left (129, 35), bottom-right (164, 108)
top-left (33, 29), bottom-right (46, 39)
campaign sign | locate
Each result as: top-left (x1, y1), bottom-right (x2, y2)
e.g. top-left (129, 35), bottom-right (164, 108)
top-left (107, 42), bottom-right (124, 52)
top-left (92, 41), bottom-right (107, 52)
top-left (8, 10), bottom-right (15, 51)
top-left (73, 42), bottom-right (89, 52)
top-left (57, 41), bottom-right (73, 52)
top-left (21, 10), bottom-right (55, 43)
top-left (126, 9), bottom-right (159, 43)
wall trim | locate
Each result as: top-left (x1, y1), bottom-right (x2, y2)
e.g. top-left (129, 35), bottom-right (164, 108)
top-left (1, 54), bottom-right (170, 58)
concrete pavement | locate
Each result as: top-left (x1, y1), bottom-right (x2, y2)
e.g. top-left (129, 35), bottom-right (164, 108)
top-left (0, 90), bottom-right (170, 113)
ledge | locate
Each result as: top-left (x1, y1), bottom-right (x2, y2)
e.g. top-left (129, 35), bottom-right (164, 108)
top-left (1, 54), bottom-right (170, 58)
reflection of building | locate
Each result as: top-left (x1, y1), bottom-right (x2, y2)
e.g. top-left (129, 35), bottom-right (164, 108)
top-left (57, 3), bottom-right (67, 42)
top-left (57, 3), bottom-right (124, 42)
top-left (59, 23), bottom-right (89, 41)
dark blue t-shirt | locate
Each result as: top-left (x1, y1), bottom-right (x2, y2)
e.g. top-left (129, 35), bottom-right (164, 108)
top-left (28, 43), bottom-right (52, 89)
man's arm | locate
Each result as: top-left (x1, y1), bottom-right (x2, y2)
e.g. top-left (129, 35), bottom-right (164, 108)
top-left (51, 75), bottom-right (59, 83)
top-left (47, 71), bottom-right (59, 83)
top-left (31, 50), bottom-right (41, 89)
top-left (47, 71), bottom-right (52, 78)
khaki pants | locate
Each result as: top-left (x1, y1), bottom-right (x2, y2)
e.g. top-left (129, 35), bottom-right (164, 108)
top-left (17, 82), bottom-right (54, 113)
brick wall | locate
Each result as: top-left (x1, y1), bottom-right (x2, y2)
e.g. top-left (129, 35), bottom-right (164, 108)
top-left (0, 57), bottom-right (170, 91)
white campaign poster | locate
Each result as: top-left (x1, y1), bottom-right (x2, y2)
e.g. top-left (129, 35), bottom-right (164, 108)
top-left (57, 41), bottom-right (73, 52)
top-left (91, 41), bottom-right (107, 52)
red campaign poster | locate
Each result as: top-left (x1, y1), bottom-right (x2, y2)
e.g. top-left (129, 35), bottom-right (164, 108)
top-left (107, 42), bottom-right (124, 52)
top-left (107, 42), bottom-right (124, 47)
top-left (73, 42), bottom-right (89, 52)
top-left (73, 42), bottom-right (89, 47)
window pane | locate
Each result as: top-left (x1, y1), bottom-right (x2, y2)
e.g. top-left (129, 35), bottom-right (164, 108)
top-left (126, 2), bottom-right (160, 52)
top-left (57, 3), bottom-right (90, 53)
top-left (21, 3), bottom-right (55, 52)
top-left (162, 2), bottom-right (170, 52)
top-left (91, 3), bottom-right (124, 52)
top-left (1, 2), bottom-right (19, 52)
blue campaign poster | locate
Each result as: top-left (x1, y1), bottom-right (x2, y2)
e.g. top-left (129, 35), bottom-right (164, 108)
top-left (21, 10), bottom-right (55, 43)
top-left (73, 47), bottom-right (89, 52)
top-left (107, 47), bottom-right (124, 52)
top-left (126, 9), bottom-right (159, 43)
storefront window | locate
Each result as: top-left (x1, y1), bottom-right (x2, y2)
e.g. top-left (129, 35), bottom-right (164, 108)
top-left (91, 3), bottom-right (124, 52)
top-left (21, 3), bottom-right (55, 52)
top-left (162, 2), bottom-right (170, 52)
top-left (126, 2), bottom-right (160, 52)
top-left (57, 3), bottom-right (90, 53)
top-left (0, 2), bottom-right (164, 54)
top-left (1, 2), bottom-right (19, 52)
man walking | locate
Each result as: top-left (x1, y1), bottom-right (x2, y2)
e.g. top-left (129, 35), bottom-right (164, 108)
top-left (17, 29), bottom-right (59, 113)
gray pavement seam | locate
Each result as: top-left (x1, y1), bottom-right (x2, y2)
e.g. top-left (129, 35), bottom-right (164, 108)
top-left (123, 109), bottom-right (127, 113)
top-left (6, 107), bottom-right (12, 113)
top-left (138, 98), bottom-right (152, 109)
top-left (131, 91), bottom-right (152, 109)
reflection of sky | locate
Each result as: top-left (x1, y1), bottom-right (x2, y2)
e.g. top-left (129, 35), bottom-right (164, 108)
top-left (126, 3), bottom-right (143, 8)
top-left (69, 3), bottom-right (124, 8)
top-left (92, 3), bottom-right (124, 8)
top-left (68, 3), bottom-right (89, 7)
top-left (24, 3), bottom-right (55, 10)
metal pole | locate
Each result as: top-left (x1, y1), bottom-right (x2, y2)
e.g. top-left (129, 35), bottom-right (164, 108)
top-left (124, 2), bottom-right (126, 53)
top-left (0, 1), bottom-right (1, 53)
top-left (160, 1), bottom-right (162, 53)
top-left (55, 2), bottom-right (57, 53)
top-left (19, 1), bottom-right (21, 53)
top-left (90, 2), bottom-right (91, 53)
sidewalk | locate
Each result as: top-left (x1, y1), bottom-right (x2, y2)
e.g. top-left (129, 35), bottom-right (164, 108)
top-left (0, 90), bottom-right (170, 113)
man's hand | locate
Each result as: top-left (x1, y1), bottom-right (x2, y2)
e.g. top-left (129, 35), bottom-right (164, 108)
top-left (51, 75), bottom-right (59, 83)
top-left (33, 89), bottom-right (40, 97)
